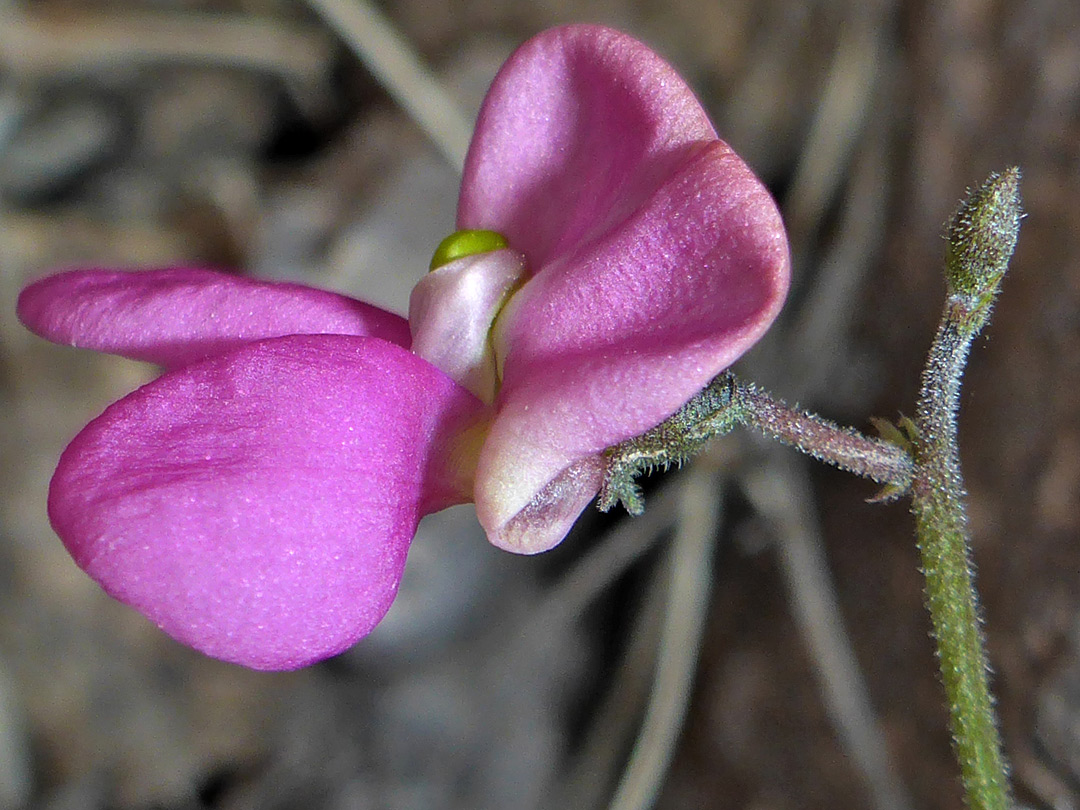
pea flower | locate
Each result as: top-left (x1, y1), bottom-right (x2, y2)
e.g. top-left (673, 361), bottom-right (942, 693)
top-left (17, 25), bottom-right (789, 670)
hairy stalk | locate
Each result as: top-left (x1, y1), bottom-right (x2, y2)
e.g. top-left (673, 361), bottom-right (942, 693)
top-left (738, 381), bottom-right (913, 490)
top-left (908, 168), bottom-right (1021, 810)
top-left (600, 372), bottom-right (912, 515)
top-left (910, 311), bottom-right (1008, 810)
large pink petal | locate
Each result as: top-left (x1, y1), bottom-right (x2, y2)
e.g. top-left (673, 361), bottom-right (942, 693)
top-left (457, 25), bottom-right (716, 271)
top-left (476, 142), bottom-right (789, 553)
top-left (48, 335), bottom-right (485, 670)
top-left (17, 268), bottom-right (411, 368)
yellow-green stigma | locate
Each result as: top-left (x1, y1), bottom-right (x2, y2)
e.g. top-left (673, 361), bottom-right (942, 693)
top-left (429, 229), bottom-right (509, 271)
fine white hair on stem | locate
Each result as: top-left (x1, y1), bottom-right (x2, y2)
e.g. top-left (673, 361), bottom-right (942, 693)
top-left (304, 0), bottom-right (472, 171)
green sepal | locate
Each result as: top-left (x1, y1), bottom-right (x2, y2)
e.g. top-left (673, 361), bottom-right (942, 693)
top-left (599, 373), bottom-right (744, 515)
top-left (866, 482), bottom-right (908, 504)
top-left (897, 414), bottom-right (920, 443)
top-left (869, 414), bottom-right (920, 454)
top-left (869, 416), bottom-right (908, 449)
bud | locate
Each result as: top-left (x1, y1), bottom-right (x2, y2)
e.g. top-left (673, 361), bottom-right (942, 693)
top-left (944, 168), bottom-right (1022, 304)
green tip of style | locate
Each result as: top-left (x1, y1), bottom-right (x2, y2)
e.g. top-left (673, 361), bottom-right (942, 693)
top-left (944, 167), bottom-right (1022, 303)
top-left (429, 230), bottom-right (509, 271)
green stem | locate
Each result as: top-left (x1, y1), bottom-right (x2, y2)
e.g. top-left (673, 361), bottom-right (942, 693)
top-left (906, 168), bottom-right (1021, 810)
top-left (910, 306), bottom-right (1009, 810)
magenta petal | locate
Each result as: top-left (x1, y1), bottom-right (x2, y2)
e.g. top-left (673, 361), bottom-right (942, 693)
top-left (47, 335), bottom-right (484, 669)
top-left (17, 268), bottom-right (411, 368)
top-left (476, 142), bottom-right (789, 553)
top-left (458, 25), bottom-right (716, 271)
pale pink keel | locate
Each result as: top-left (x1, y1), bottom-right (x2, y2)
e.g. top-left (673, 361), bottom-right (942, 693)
top-left (409, 249), bottom-right (526, 403)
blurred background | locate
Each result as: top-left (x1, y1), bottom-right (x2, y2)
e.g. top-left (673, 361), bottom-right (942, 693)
top-left (1, 0), bottom-right (1078, 808)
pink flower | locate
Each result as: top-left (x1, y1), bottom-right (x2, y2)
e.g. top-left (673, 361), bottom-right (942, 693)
top-left (17, 25), bottom-right (789, 670)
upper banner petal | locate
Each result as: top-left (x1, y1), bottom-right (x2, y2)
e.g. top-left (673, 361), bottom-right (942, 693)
top-left (17, 268), bottom-right (411, 368)
top-left (47, 335), bottom-right (484, 669)
top-left (476, 141), bottom-right (789, 553)
top-left (457, 25), bottom-right (716, 272)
